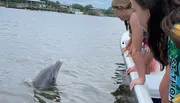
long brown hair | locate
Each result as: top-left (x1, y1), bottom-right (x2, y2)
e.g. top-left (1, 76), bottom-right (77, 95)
top-left (124, 20), bottom-right (132, 34)
top-left (134, 0), bottom-right (179, 70)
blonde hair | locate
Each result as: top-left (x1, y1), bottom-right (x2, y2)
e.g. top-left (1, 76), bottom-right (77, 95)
top-left (112, 0), bottom-right (131, 9)
top-left (161, 7), bottom-right (180, 36)
top-left (112, 0), bottom-right (132, 33)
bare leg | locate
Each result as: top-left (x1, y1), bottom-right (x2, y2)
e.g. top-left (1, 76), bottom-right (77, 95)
top-left (143, 51), bottom-right (153, 74)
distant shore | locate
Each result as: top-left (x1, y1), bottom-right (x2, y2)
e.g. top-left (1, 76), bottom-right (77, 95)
top-left (0, 2), bottom-right (114, 17)
top-left (0, 2), bottom-right (73, 14)
top-left (0, 2), bottom-right (5, 6)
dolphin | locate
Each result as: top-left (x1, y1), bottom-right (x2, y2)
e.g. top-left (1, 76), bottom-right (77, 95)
top-left (33, 60), bottom-right (63, 89)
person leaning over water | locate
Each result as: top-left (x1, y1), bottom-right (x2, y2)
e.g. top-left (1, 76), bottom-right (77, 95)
top-left (129, 0), bottom-right (180, 102)
top-left (112, 0), bottom-right (158, 90)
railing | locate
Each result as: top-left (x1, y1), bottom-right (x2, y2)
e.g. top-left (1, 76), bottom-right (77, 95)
top-left (120, 31), bottom-right (154, 103)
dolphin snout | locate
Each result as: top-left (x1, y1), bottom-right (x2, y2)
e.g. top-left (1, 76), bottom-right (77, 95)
top-left (54, 60), bottom-right (63, 69)
top-left (55, 60), bottom-right (63, 66)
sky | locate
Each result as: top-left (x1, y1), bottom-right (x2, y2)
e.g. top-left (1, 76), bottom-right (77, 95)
top-left (57, 0), bottom-right (112, 9)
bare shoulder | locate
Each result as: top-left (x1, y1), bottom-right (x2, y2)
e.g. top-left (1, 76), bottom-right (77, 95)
top-left (129, 12), bottom-right (138, 27)
top-left (129, 12), bottom-right (143, 36)
top-left (129, 12), bottom-right (144, 50)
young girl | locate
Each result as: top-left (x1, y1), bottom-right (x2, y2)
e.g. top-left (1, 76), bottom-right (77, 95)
top-left (161, 7), bottom-right (180, 103)
top-left (112, 0), bottom-right (158, 89)
top-left (112, 0), bottom-right (133, 56)
top-left (129, 0), bottom-right (179, 102)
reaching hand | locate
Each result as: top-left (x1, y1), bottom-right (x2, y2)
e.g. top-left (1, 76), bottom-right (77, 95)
top-left (126, 53), bottom-right (132, 57)
top-left (126, 65), bottom-right (137, 75)
top-left (130, 78), bottom-right (145, 90)
top-left (121, 47), bottom-right (127, 54)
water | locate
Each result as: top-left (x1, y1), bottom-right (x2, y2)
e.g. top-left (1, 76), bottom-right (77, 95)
top-left (0, 7), bottom-right (135, 103)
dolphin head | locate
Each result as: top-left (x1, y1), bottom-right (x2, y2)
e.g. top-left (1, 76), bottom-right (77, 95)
top-left (33, 60), bottom-right (63, 89)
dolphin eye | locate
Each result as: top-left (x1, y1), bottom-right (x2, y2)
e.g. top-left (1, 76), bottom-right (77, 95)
top-left (51, 77), bottom-right (56, 85)
top-left (52, 77), bottom-right (56, 82)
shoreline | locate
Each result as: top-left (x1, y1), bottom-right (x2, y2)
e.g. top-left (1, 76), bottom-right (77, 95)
top-left (0, 2), bottom-right (114, 17)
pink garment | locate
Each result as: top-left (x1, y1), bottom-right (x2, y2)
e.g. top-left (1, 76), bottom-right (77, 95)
top-left (149, 58), bottom-right (158, 72)
top-left (129, 58), bottom-right (158, 73)
top-left (145, 44), bottom-right (151, 52)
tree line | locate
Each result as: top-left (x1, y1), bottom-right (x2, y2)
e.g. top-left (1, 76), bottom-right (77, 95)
top-left (1, 0), bottom-right (114, 17)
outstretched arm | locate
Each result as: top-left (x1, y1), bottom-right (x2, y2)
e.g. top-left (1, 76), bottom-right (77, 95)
top-left (129, 13), bottom-right (145, 89)
top-left (122, 38), bottom-right (132, 54)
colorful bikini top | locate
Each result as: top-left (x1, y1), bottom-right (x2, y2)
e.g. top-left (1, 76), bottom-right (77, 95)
top-left (143, 31), bottom-right (148, 44)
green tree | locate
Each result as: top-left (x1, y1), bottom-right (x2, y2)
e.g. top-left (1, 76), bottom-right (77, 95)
top-left (8, 0), bottom-right (26, 3)
top-left (105, 7), bottom-right (114, 17)
top-left (47, 1), bottom-right (60, 9)
top-left (71, 3), bottom-right (84, 11)
top-left (55, 1), bottom-right (60, 5)
top-left (84, 4), bottom-right (93, 11)
top-left (87, 10), bottom-right (98, 16)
